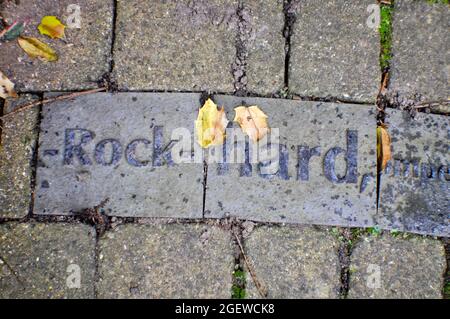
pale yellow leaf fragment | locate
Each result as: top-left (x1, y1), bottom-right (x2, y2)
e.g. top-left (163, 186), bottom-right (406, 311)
top-left (17, 36), bottom-right (58, 62)
top-left (0, 70), bottom-right (18, 99)
top-left (234, 105), bottom-right (269, 142)
top-left (38, 16), bottom-right (65, 39)
top-left (195, 98), bottom-right (228, 148)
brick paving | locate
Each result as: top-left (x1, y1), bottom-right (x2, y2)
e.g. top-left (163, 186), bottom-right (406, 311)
top-left (0, 0), bottom-right (448, 299)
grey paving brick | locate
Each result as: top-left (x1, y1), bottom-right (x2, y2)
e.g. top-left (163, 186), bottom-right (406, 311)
top-left (244, 226), bottom-right (340, 298)
top-left (97, 224), bottom-right (234, 298)
top-left (0, 222), bottom-right (96, 299)
top-left (348, 233), bottom-right (446, 299)
top-left (244, 0), bottom-right (285, 95)
top-left (34, 93), bottom-right (203, 218)
top-left (0, 95), bottom-right (39, 218)
top-left (378, 109), bottom-right (449, 237)
top-left (114, 0), bottom-right (237, 92)
top-left (389, 0), bottom-right (449, 105)
top-left (205, 95), bottom-right (377, 228)
top-left (0, 0), bottom-right (113, 91)
top-left (289, 0), bottom-right (381, 103)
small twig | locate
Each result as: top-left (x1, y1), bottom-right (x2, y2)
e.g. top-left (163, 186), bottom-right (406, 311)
top-left (413, 100), bottom-right (449, 109)
top-left (1, 87), bottom-right (106, 120)
top-left (0, 256), bottom-right (26, 287)
top-left (233, 231), bottom-right (268, 298)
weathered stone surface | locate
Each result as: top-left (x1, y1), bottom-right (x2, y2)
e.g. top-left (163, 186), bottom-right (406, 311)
top-left (0, 222), bottom-right (96, 298)
top-left (389, 0), bottom-right (449, 105)
top-left (206, 95), bottom-right (377, 228)
top-left (289, 0), bottom-right (380, 103)
top-left (0, 95), bottom-right (39, 218)
top-left (378, 109), bottom-right (449, 237)
top-left (97, 224), bottom-right (234, 298)
top-left (34, 93), bottom-right (203, 218)
top-left (0, 0), bottom-right (113, 91)
top-left (348, 233), bottom-right (446, 299)
top-left (245, 226), bottom-right (340, 298)
top-left (114, 0), bottom-right (237, 92)
top-left (244, 0), bottom-right (285, 94)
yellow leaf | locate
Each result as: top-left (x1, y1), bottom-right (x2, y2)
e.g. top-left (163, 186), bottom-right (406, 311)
top-left (195, 98), bottom-right (229, 148)
top-left (234, 105), bottom-right (270, 142)
top-left (17, 36), bottom-right (58, 62)
top-left (377, 124), bottom-right (391, 172)
top-left (0, 70), bottom-right (18, 99)
top-left (38, 16), bottom-right (65, 39)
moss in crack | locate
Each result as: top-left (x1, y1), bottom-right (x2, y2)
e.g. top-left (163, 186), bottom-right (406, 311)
top-left (379, 4), bottom-right (393, 72)
top-left (426, 0), bottom-right (449, 4)
top-left (231, 269), bottom-right (246, 299)
top-left (444, 282), bottom-right (450, 299)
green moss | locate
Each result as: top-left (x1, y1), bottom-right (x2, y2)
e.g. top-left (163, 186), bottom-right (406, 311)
top-left (426, 0), bottom-right (449, 4)
top-left (366, 226), bottom-right (382, 237)
top-left (444, 281), bottom-right (450, 299)
top-left (379, 5), bottom-right (393, 71)
top-left (232, 270), bottom-right (246, 299)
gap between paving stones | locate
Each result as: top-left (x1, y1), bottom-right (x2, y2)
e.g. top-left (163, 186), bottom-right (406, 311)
top-left (282, 0), bottom-right (295, 89)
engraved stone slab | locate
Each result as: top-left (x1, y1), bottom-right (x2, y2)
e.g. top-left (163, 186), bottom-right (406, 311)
top-left (205, 95), bottom-right (377, 228)
top-left (35, 93), bottom-right (203, 218)
top-left (378, 110), bottom-right (449, 237)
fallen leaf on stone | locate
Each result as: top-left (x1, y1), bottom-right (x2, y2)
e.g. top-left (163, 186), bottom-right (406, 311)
top-left (17, 36), bottom-right (58, 62)
top-left (0, 70), bottom-right (18, 99)
top-left (0, 21), bottom-right (26, 42)
top-left (38, 16), bottom-right (65, 39)
top-left (234, 105), bottom-right (269, 142)
top-left (377, 124), bottom-right (391, 172)
top-left (195, 98), bottom-right (228, 148)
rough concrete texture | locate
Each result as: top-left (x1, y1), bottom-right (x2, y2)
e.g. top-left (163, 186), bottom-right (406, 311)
top-left (0, 222), bottom-right (96, 298)
top-left (0, 95), bottom-right (39, 218)
top-left (97, 224), bottom-right (234, 298)
top-left (348, 233), bottom-right (446, 299)
top-left (244, 0), bottom-right (285, 94)
top-left (389, 0), bottom-right (449, 105)
top-left (114, 0), bottom-right (237, 92)
top-left (289, 0), bottom-right (380, 103)
top-left (378, 109), bottom-right (449, 237)
top-left (206, 95), bottom-right (377, 228)
top-left (35, 93), bottom-right (203, 218)
top-left (244, 226), bottom-right (340, 298)
top-left (0, 0), bottom-right (113, 91)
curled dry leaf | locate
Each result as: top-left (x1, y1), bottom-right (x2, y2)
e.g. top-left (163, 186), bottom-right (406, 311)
top-left (195, 98), bottom-right (228, 148)
top-left (17, 36), bottom-right (58, 62)
top-left (0, 70), bottom-right (18, 99)
top-left (377, 124), bottom-right (391, 172)
top-left (0, 21), bottom-right (26, 41)
top-left (234, 105), bottom-right (270, 142)
top-left (38, 16), bottom-right (65, 39)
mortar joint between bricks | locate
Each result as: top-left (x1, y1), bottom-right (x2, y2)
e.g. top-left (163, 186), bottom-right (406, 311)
top-left (26, 93), bottom-right (44, 219)
top-left (231, 221), bottom-right (247, 299)
top-left (333, 227), bottom-right (360, 299)
top-left (232, 1), bottom-right (252, 96)
top-left (282, 0), bottom-right (296, 89)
